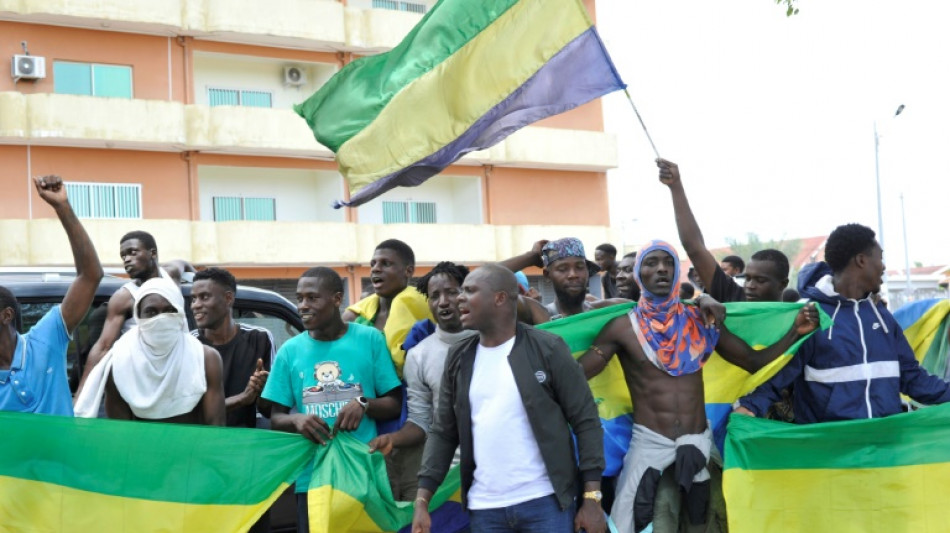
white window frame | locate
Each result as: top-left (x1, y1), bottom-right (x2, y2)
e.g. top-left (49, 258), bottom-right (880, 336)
top-left (382, 200), bottom-right (437, 224)
top-left (206, 86), bottom-right (274, 108)
top-left (64, 181), bottom-right (143, 220)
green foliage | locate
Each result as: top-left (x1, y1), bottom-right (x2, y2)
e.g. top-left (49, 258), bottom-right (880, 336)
top-left (775, 0), bottom-right (799, 16)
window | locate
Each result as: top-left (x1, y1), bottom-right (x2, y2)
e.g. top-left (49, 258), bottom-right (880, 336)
top-left (213, 196), bottom-right (277, 221)
top-left (53, 62), bottom-right (133, 99)
top-left (207, 88), bottom-right (273, 108)
top-left (65, 182), bottom-right (141, 219)
top-left (382, 200), bottom-right (437, 224)
top-left (372, 0), bottom-right (427, 13)
top-left (234, 310), bottom-right (301, 352)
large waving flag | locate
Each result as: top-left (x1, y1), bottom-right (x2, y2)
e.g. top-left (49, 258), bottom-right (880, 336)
top-left (537, 301), bottom-right (830, 473)
top-left (894, 298), bottom-right (950, 379)
top-left (0, 412), bottom-right (313, 532)
top-left (724, 405), bottom-right (950, 532)
top-left (295, 0), bottom-right (624, 207)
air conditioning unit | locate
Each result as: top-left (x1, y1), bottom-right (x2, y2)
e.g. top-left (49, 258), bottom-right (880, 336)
top-left (12, 55), bottom-right (46, 80)
top-left (283, 66), bottom-right (306, 86)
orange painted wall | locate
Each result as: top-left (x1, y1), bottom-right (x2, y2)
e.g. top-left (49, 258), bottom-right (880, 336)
top-left (0, 22), bottom-right (183, 101)
top-left (536, 100), bottom-right (604, 131)
top-left (0, 145), bottom-right (31, 218)
top-left (486, 167), bottom-right (609, 226)
top-left (26, 147), bottom-right (190, 219)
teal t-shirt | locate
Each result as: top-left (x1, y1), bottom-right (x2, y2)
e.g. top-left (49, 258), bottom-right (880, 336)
top-left (262, 322), bottom-right (400, 491)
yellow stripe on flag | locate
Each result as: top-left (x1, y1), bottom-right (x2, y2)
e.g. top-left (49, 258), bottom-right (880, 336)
top-left (0, 475), bottom-right (288, 533)
top-left (336, 0), bottom-right (591, 187)
top-left (725, 464), bottom-right (950, 533)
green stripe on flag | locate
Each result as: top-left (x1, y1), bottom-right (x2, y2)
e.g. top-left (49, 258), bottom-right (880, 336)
top-left (308, 432), bottom-right (461, 532)
top-left (0, 412), bottom-right (314, 504)
top-left (725, 403), bottom-right (950, 471)
top-left (295, 0), bottom-right (523, 151)
top-left (537, 303), bottom-right (633, 353)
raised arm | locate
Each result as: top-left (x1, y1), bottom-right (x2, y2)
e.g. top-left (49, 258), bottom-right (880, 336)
top-left (77, 290), bottom-right (131, 395)
top-left (34, 175), bottom-right (103, 332)
top-left (577, 316), bottom-right (626, 379)
top-left (499, 239), bottom-right (548, 273)
top-left (716, 303), bottom-right (818, 374)
top-left (657, 159), bottom-right (719, 291)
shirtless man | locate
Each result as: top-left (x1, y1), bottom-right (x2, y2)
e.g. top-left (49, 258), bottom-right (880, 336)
top-left (578, 240), bottom-right (817, 533)
top-left (77, 230), bottom-right (167, 395)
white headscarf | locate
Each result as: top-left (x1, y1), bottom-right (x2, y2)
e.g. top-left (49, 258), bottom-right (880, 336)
top-left (75, 278), bottom-right (206, 419)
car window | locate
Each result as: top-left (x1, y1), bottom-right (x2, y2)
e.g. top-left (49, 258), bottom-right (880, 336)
top-left (19, 301), bottom-right (108, 393)
top-left (234, 308), bottom-right (301, 351)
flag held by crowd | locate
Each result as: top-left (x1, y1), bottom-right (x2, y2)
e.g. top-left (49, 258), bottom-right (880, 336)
top-left (295, 0), bottom-right (625, 207)
top-left (724, 404), bottom-right (950, 532)
top-left (0, 412), bottom-right (312, 532)
top-left (537, 301), bottom-right (831, 472)
top-left (894, 298), bottom-right (950, 379)
top-left (307, 433), bottom-right (465, 533)
top-left (0, 412), bottom-right (466, 533)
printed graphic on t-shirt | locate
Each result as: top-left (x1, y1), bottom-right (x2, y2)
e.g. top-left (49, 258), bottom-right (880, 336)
top-left (302, 360), bottom-right (363, 419)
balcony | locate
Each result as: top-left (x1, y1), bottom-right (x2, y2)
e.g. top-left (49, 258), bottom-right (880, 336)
top-left (1, 0), bottom-right (421, 53)
top-left (0, 92), bottom-right (616, 170)
top-left (463, 127), bottom-right (617, 172)
top-left (182, 0), bottom-right (346, 51)
top-left (186, 105), bottom-right (333, 158)
top-left (0, 0), bottom-right (183, 35)
top-left (343, 5), bottom-right (423, 52)
top-left (0, 92), bottom-right (186, 150)
top-left (1, 219), bottom-right (619, 268)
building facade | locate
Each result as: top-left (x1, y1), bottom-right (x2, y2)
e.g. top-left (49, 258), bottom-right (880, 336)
top-left (0, 0), bottom-right (617, 304)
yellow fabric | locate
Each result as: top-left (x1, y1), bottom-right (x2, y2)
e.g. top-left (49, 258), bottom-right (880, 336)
top-left (724, 464), bottom-right (950, 533)
top-left (582, 353), bottom-right (632, 420)
top-left (346, 288), bottom-right (433, 375)
top-left (308, 485), bottom-right (387, 533)
top-left (702, 344), bottom-right (789, 404)
top-left (903, 299), bottom-right (950, 362)
top-left (336, 0), bottom-right (591, 187)
top-left (0, 475), bottom-right (287, 533)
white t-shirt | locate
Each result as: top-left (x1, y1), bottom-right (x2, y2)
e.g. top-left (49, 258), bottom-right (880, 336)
top-left (467, 336), bottom-right (554, 510)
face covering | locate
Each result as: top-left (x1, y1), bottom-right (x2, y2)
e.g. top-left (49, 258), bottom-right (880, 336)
top-left (138, 312), bottom-right (185, 356)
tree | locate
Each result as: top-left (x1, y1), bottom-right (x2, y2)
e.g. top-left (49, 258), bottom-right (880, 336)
top-left (776, 0), bottom-right (799, 16)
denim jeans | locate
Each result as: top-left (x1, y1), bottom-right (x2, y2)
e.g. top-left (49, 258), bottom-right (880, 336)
top-left (469, 494), bottom-right (574, 533)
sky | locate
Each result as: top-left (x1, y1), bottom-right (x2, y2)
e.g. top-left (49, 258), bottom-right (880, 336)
top-left (597, 0), bottom-right (950, 269)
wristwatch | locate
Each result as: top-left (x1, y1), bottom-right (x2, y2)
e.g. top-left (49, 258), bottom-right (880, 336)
top-left (356, 396), bottom-right (369, 411)
top-left (583, 490), bottom-right (603, 503)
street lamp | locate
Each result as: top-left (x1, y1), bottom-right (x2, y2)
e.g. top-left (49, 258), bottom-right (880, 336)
top-left (873, 104), bottom-right (904, 302)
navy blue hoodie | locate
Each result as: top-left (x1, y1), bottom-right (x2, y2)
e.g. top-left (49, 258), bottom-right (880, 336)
top-left (739, 262), bottom-right (950, 423)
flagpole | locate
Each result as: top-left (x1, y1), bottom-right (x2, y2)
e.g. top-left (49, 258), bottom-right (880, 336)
top-left (623, 88), bottom-right (660, 159)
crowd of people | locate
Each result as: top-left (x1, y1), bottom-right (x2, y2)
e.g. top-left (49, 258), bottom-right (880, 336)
top-left (2, 160), bottom-right (948, 533)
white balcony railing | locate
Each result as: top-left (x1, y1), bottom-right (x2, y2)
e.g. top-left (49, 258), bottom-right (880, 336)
top-left (0, 218), bottom-right (619, 268)
top-left (0, 92), bottom-right (617, 170)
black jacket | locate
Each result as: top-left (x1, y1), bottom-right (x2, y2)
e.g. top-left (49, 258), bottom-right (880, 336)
top-left (418, 321), bottom-right (604, 510)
